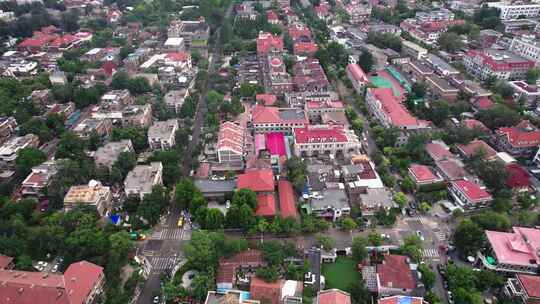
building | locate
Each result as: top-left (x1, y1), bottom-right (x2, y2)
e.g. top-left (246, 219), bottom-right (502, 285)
top-left (94, 140), bottom-right (134, 169)
top-left (205, 290), bottom-right (261, 303)
top-left (257, 32), bottom-right (284, 56)
top-left (463, 49), bottom-right (535, 81)
top-left (346, 63), bottom-right (369, 95)
top-left (310, 182), bottom-right (350, 221)
top-left (456, 139), bottom-right (498, 160)
top-left (49, 70), bottom-right (67, 86)
top-left (100, 89), bottom-right (133, 110)
top-left (73, 118), bottom-right (112, 139)
top-left (216, 249), bottom-right (266, 290)
top-left (122, 104), bottom-right (153, 128)
top-left (278, 180), bottom-right (299, 219)
top-left (425, 54), bottom-right (459, 76)
top-left (194, 180), bottom-right (236, 200)
top-left (378, 296), bottom-right (423, 304)
top-left (346, 3), bottom-right (372, 24)
top-left (164, 89), bottom-right (189, 114)
top-left (306, 100), bottom-right (345, 122)
top-left (163, 37), bottom-right (185, 51)
top-left (486, 2), bottom-right (540, 20)
top-left (252, 105), bottom-right (307, 134)
top-left (494, 120), bottom-right (540, 158)
top-left (262, 55), bottom-right (294, 95)
top-left (506, 163), bottom-right (531, 193)
top-left (425, 141), bottom-right (453, 161)
top-left (316, 289), bottom-right (351, 304)
top-left (64, 180), bottom-right (112, 216)
top-left (505, 274), bottom-right (540, 304)
top-left (250, 277), bottom-right (283, 304)
top-left (509, 36), bottom-right (540, 66)
top-left (425, 76), bottom-right (459, 101)
top-left (358, 188), bottom-right (395, 216)
top-left (0, 117), bottom-right (16, 145)
top-left (400, 19), bottom-right (465, 45)
top-left (148, 119), bottom-right (179, 150)
top-left (365, 88), bottom-right (430, 146)
top-left (0, 134), bottom-right (39, 166)
top-left (415, 8), bottom-right (454, 22)
top-left (237, 169), bottom-right (276, 217)
top-left (408, 164), bottom-right (443, 186)
top-left (20, 160), bottom-right (57, 197)
top-left (376, 254), bottom-right (416, 296)
top-left (404, 60), bottom-right (434, 81)
top-left (0, 260), bottom-right (105, 304)
top-left (401, 40), bottom-right (428, 60)
top-left (292, 125), bottom-right (361, 157)
top-left (0, 255), bottom-right (14, 270)
top-left (509, 81), bottom-right (540, 105)
top-left (435, 158), bottom-right (469, 181)
top-left (217, 122), bottom-right (249, 163)
top-left (449, 179), bottom-right (492, 209)
top-left (124, 162), bottom-right (164, 200)
top-left (481, 227), bottom-right (540, 275)
top-left (167, 18), bottom-right (210, 50)
top-left (293, 58), bottom-right (330, 92)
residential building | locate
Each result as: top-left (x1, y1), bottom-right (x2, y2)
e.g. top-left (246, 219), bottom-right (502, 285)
top-left (293, 58), bottom-right (330, 92)
top-left (435, 158), bottom-right (469, 181)
top-left (257, 32), bottom-right (284, 57)
top-left (94, 140), bottom-right (134, 169)
top-left (217, 122), bottom-right (249, 163)
top-left (306, 100), bottom-right (345, 122)
top-left (251, 105), bottom-right (307, 134)
top-left (408, 164), bottom-right (443, 186)
top-left (64, 180), bottom-right (112, 216)
top-left (167, 18), bottom-right (210, 50)
top-left (376, 254), bottom-right (416, 296)
top-left (100, 89), bottom-right (133, 110)
top-left (401, 40), bottom-right (428, 60)
top-left (379, 296), bottom-right (424, 304)
top-left (506, 163), bottom-right (531, 193)
top-left (262, 54), bottom-right (294, 95)
top-left (404, 60), bottom-right (434, 81)
top-left (509, 81), bottom-right (540, 105)
top-left (463, 49), bottom-right (535, 81)
top-left (346, 63), bottom-right (369, 95)
top-left (456, 139), bottom-right (498, 160)
top-left (237, 169), bottom-right (276, 217)
top-left (124, 162), bottom-right (164, 200)
top-left (122, 104), bottom-right (153, 128)
top-left (415, 9), bottom-right (454, 22)
top-left (425, 53), bottom-right (460, 76)
top-left (346, 3), bottom-right (372, 24)
top-left (316, 289), bottom-right (351, 304)
top-left (358, 188), bottom-right (395, 216)
top-left (194, 180), bottom-right (236, 200)
top-left (310, 182), bottom-right (350, 221)
top-left (20, 160), bottom-right (57, 197)
top-left (0, 134), bottom-right (39, 166)
top-left (425, 75), bottom-right (459, 101)
top-left (400, 19), bottom-right (465, 45)
top-left (164, 89), bottom-right (189, 114)
top-left (425, 140), bottom-right (453, 161)
top-left (49, 70), bottom-right (67, 86)
top-left (73, 118), bottom-right (112, 139)
top-left (509, 36), bottom-right (540, 66)
top-left (278, 180), bottom-right (299, 219)
top-left (448, 179), bottom-right (492, 209)
top-left (494, 120), bottom-right (540, 158)
top-left (216, 249), bottom-right (266, 290)
top-left (292, 125), bottom-right (361, 157)
top-left (505, 274), bottom-right (540, 304)
top-left (365, 88), bottom-right (430, 146)
top-left (369, 24), bottom-right (402, 35)
top-left (148, 119), bottom-right (179, 150)
top-left (0, 260), bottom-right (105, 304)
top-left (0, 117), bottom-right (17, 145)
top-left (250, 277), bottom-right (283, 304)
top-left (486, 2), bottom-right (540, 20)
top-left (480, 227), bottom-right (540, 275)
top-left (205, 290), bottom-right (261, 304)
top-left (163, 37), bottom-right (185, 51)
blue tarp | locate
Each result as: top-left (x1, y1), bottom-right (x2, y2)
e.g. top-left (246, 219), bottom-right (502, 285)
top-left (110, 214), bottom-right (120, 225)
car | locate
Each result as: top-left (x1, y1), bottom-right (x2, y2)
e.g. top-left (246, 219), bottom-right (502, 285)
top-left (52, 265), bottom-right (59, 273)
top-left (177, 217), bottom-right (184, 227)
top-left (416, 231), bottom-right (425, 241)
top-left (153, 296), bottom-right (160, 304)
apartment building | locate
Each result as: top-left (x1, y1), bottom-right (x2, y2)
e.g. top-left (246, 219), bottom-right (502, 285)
top-left (0, 117), bottom-right (17, 145)
top-left (73, 118), bottom-right (113, 139)
top-left (510, 36), bottom-right (540, 66)
top-left (448, 179), bottom-right (492, 210)
top-left (251, 105), bottom-right (307, 134)
top-left (94, 140), bottom-right (135, 169)
top-left (20, 160), bottom-right (57, 197)
top-left (292, 124), bottom-right (361, 157)
top-left (64, 180), bottom-right (112, 216)
top-left (494, 120), bottom-right (540, 158)
top-left (167, 18), bottom-right (210, 50)
top-left (217, 122), bottom-right (249, 163)
top-left (505, 274), bottom-right (540, 304)
top-left (124, 162), bottom-right (164, 200)
top-left (486, 2), bottom-right (540, 20)
top-left (148, 119), bottom-right (179, 150)
top-left (0, 134), bottom-right (40, 166)
top-left (346, 63), bottom-right (369, 95)
top-left (463, 49), bottom-right (535, 81)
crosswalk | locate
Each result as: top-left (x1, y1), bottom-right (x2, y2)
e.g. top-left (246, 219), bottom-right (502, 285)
top-left (149, 228), bottom-right (186, 240)
top-left (405, 216), bottom-right (428, 225)
top-left (422, 248), bottom-right (440, 259)
top-left (434, 231), bottom-right (446, 241)
top-left (150, 256), bottom-right (179, 272)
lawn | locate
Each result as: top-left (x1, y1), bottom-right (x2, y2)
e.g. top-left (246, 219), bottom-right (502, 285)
top-left (321, 257), bottom-right (361, 292)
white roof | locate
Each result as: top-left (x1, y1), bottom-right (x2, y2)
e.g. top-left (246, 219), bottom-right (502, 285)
top-left (496, 152), bottom-right (516, 164)
top-left (164, 37), bottom-right (184, 47)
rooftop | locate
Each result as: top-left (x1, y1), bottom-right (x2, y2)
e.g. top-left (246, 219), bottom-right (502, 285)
top-left (456, 139), bottom-right (497, 159)
top-left (517, 274), bottom-right (540, 298)
top-left (278, 180), bottom-right (299, 219)
top-left (408, 164), bottom-right (441, 183)
top-left (237, 169), bottom-right (275, 192)
top-left (293, 125), bottom-right (349, 144)
top-left (377, 254), bottom-right (415, 291)
top-left (317, 289), bottom-right (351, 304)
top-left (486, 227), bottom-right (540, 267)
top-left (452, 180), bottom-right (492, 202)
top-left (496, 120), bottom-right (540, 148)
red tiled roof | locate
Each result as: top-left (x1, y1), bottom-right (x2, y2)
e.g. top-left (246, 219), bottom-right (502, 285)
top-left (101, 61), bottom-right (117, 77)
top-left (369, 88), bottom-right (427, 128)
top-left (267, 10), bottom-right (279, 20)
top-left (165, 52), bottom-right (191, 62)
top-left (347, 63), bottom-right (369, 83)
top-left (251, 105), bottom-right (306, 125)
top-left (496, 121), bottom-right (540, 148)
top-left (250, 277), bottom-right (283, 304)
top-left (256, 93), bottom-right (277, 106)
top-left (506, 163), bottom-right (531, 189)
top-left (377, 254), bottom-right (415, 290)
top-left (64, 261), bottom-right (104, 304)
top-left (317, 289), bottom-right (351, 304)
top-left (256, 193), bottom-right (277, 216)
top-left (456, 139), bottom-right (497, 159)
top-left (257, 32), bottom-right (284, 56)
top-left (217, 250), bottom-right (265, 284)
top-left (306, 100), bottom-right (344, 109)
top-left (50, 34), bottom-right (79, 48)
top-left (408, 164), bottom-right (440, 183)
top-left (217, 122), bottom-right (245, 155)
top-left (293, 125), bottom-right (348, 144)
top-left (237, 169), bottom-right (275, 192)
top-left (294, 41), bottom-right (318, 55)
top-left (452, 180), bottom-right (492, 202)
top-left (314, 3), bottom-right (330, 16)
top-left (518, 274), bottom-right (540, 298)
top-left (466, 50), bottom-right (534, 72)
top-left (278, 180), bottom-right (298, 219)
top-left (476, 97), bottom-right (494, 110)
top-left (462, 119), bottom-right (489, 132)
top-left (0, 255), bottom-right (13, 269)
top-left (425, 142), bottom-right (453, 161)
top-left (288, 23), bottom-right (312, 41)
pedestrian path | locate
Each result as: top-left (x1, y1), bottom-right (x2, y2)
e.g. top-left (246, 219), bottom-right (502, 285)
top-left (161, 228), bottom-right (184, 240)
top-left (150, 256), bottom-right (179, 272)
top-left (422, 248), bottom-right (440, 259)
top-left (405, 216), bottom-right (428, 225)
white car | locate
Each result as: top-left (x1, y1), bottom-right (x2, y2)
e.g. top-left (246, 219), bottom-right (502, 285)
top-left (416, 231), bottom-right (425, 241)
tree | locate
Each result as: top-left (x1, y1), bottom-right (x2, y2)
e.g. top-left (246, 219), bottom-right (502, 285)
top-left (351, 236), bottom-right (368, 262)
top-left (419, 264), bottom-right (436, 290)
top-left (368, 233), bottom-right (383, 246)
top-left (340, 217), bottom-right (358, 231)
top-left (106, 231), bottom-right (133, 277)
top-left (393, 192), bottom-right (407, 208)
top-left (19, 117), bottom-right (52, 142)
top-left (110, 128), bottom-right (148, 152)
top-left (438, 32), bottom-right (464, 52)
top-left (315, 233), bottom-right (335, 251)
top-left (256, 267), bottom-right (279, 282)
top-left (349, 280), bottom-right (371, 304)
top-left (400, 176), bottom-right (415, 193)
top-left (55, 131), bottom-right (87, 160)
top-left (15, 147), bottom-right (46, 177)
top-left (232, 188), bottom-right (258, 209)
top-left (112, 151), bottom-right (136, 179)
top-left (471, 210), bottom-right (511, 231)
top-left (476, 104), bottom-right (520, 130)
top-left (184, 231), bottom-right (224, 271)
top-left (259, 240), bottom-right (285, 266)
top-left (285, 157), bottom-right (307, 192)
top-left (111, 71), bottom-right (130, 90)
top-left (202, 208), bottom-right (225, 230)
top-left (357, 50), bottom-right (374, 73)
top-left (474, 270), bottom-right (504, 290)
top-left (400, 234), bottom-right (422, 262)
top-left (175, 178), bottom-right (202, 210)
top-left (453, 219), bottom-right (485, 257)
top-left (526, 68), bottom-right (540, 85)
top-left (127, 77), bottom-right (152, 95)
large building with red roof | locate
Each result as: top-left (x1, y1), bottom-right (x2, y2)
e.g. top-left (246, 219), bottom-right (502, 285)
top-left (292, 124), bottom-right (362, 157)
top-left (216, 249), bottom-right (266, 290)
top-left (463, 49), bottom-right (535, 81)
top-left (365, 87), bottom-right (430, 145)
top-left (448, 179), bottom-right (492, 209)
top-left (257, 32), bottom-right (284, 56)
top-left (316, 289), bottom-right (351, 304)
top-left (293, 58), bottom-right (330, 92)
top-left (217, 122), bottom-right (250, 164)
top-left (237, 169), bottom-right (276, 217)
top-left (482, 227), bottom-right (540, 275)
top-left (506, 163), bottom-right (531, 193)
top-left (250, 277), bottom-right (283, 304)
top-left (261, 54), bottom-right (294, 95)
top-left (376, 254), bottom-right (416, 296)
top-left (0, 260), bottom-right (104, 304)
top-left (378, 296), bottom-right (424, 304)
top-left (456, 139), bottom-right (497, 161)
top-left (494, 120), bottom-right (540, 158)
top-left (251, 104), bottom-right (307, 134)
top-left (408, 164), bottom-right (443, 186)
top-left (278, 180), bottom-right (299, 219)
top-left (346, 63), bottom-right (369, 95)
top-left (505, 274), bottom-right (540, 304)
